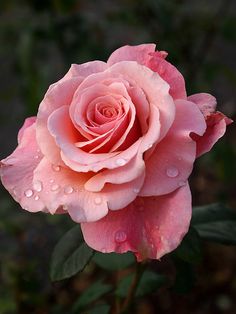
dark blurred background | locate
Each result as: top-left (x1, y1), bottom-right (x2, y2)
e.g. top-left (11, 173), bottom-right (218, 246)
top-left (0, 0), bottom-right (236, 313)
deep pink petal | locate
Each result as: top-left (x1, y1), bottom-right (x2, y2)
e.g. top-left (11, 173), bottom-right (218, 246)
top-left (0, 122), bottom-right (45, 213)
top-left (81, 184), bottom-right (192, 261)
top-left (188, 93), bottom-right (233, 157)
top-left (140, 99), bottom-right (206, 196)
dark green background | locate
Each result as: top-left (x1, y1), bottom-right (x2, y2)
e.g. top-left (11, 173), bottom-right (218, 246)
top-left (0, 0), bottom-right (236, 313)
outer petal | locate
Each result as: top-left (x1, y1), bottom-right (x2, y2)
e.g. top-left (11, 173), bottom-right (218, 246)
top-left (0, 122), bottom-right (45, 213)
top-left (17, 116), bottom-right (36, 144)
top-left (81, 184), bottom-right (192, 261)
top-left (147, 53), bottom-right (187, 99)
top-left (36, 77), bottom-right (83, 166)
top-left (107, 44), bottom-right (186, 100)
top-left (32, 157), bottom-right (145, 222)
top-left (107, 44), bottom-right (156, 66)
top-left (140, 99), bottom-right (206, 196)
top-left (188, 93), bottom-right (233, 157)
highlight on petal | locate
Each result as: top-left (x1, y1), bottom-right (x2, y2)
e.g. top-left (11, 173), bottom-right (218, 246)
top-left (188, 93), bottom-right (233, 157)
top-left (81, 184), bottom-right (192, 261)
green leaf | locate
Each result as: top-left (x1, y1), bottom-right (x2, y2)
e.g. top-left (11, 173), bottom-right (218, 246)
top-left (116, 270), bottom-right (166, 298)
top-left (72, 280), bottom-right (112, 313)
top-left (174, 227), bottom-right (202, 263)
top-left (93, 252), bottom-right (135, 271)
top-left (191, 203), bottom-right (236, 245)
top-left (50, 225), bottom-right (94, 281)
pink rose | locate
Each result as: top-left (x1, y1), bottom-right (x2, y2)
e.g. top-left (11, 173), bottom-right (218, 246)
top-left (0, 44), bottom-right (231, 260)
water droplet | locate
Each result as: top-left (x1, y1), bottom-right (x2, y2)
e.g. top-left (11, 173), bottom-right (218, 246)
top-left (148, 143), bottom-right (153, 149)
top-left (166, 166), bottom-right (179, 178)
top-left (49, 179), bottom-right (54, 183)
top-left (115, 230), bottom-right (127, 243)
top-left (64, 186), bottom-right (74, 194)
top-left (116, 158), bottom-right (126, 166)
top-left (178, 180), bottom-right (186, 187)
top-left (94, 197), bottom-right (102, 205)
top-left (24, 189), bottom-right (33, 198)
top-left (34, 155), bottom-right (39, 159)
top-left (33, 180), bottom-right (43, 192)
top-left (51, 184), bottom-right (60, 191)
top-left (52, 164), bottom-right (61, 172)
top-left (34, 195), bottom-right (39, 201)
top-left (133, 188), bottom-right (139, 194)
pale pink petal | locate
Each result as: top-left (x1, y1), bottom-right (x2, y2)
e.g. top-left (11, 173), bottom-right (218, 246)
top-left (49, 61), bottom-right (107, 90)
top-left (188, 93), bottom-right (233, 157)
top-left (17, 116), bottom-right (36, 143)
top-left (140, 99), bottom-right (206, 196)
top-left (188, 93), bottom-right (217, 116)
top-left (32, 157), bottom-right (145, 222)
top-left (81, 184), bottom-right (191, 261)
top-left (0, 122), bottom-right (45, 213)
top-left (36, 77), bottom-right (83, 166)
top-left (147, 53), bottom-right (187, 100)
top-left (108, 61), bottom-right (175, 141)
top-left (107, 44), bottom-right (156, 66)
top-left (84, 154), bottom-right (145, 192)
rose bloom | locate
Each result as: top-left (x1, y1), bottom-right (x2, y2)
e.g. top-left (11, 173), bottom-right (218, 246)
top-left (0, 44), bottom-right (231, 260)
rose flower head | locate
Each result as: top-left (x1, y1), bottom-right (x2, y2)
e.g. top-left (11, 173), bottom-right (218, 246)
top-left (0, 44), bottom-right (232, 261)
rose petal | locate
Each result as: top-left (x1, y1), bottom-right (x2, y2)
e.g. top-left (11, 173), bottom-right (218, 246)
top-left (188, 93), bottom-right (233, 157)
top-left (81, 184), bottom-right (191, 261)
top-left (0, 122), bottom-right (45, 213)
top-left (32, 157), bottom-right (145, 222)
top-left (147, 53), bottom-right (187, 100)
top-left (37, 77), bottom-right (83, 166)
top-left (140, 99), bottom-right (206, 196)
top-left (17, 116), bottom-right (36, 144)
top-left (107, 44), bottom-right (156, 66)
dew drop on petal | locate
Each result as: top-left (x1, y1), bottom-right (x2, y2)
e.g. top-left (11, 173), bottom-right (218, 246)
top-left (94, 197), bottom-right (102, 205)
top-left (34, 155), bottom-right (39, 159)
top-left (49, 179), bottom-right (54, 183)
top-left (34, 195), bottom-right (39, 201)
top-left (166, 166), bottom-right (179, 178)
top-left (51, 184), bottom-right (60, 191)
top-left (133, 188), bottom-right (139, 194)
top-left (33, 180), bottom-right (43, 192)
top-left (115, 158), bottom-right (126, 166)
top-left (24, 189), bottom-right (33, 198)
top-left (52, 164), bottom-right (61, 172)
top-left (64, 186), bottom-right (74, 194)
top-left (115, 230), bottom-right (127, 243)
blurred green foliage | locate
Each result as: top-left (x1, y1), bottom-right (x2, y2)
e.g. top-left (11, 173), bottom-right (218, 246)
top-left (0, 0), bottom-right (235, 313)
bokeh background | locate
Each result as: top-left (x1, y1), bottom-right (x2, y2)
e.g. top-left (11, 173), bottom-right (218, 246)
top-left (0, 0), bottom-right (236, 313)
